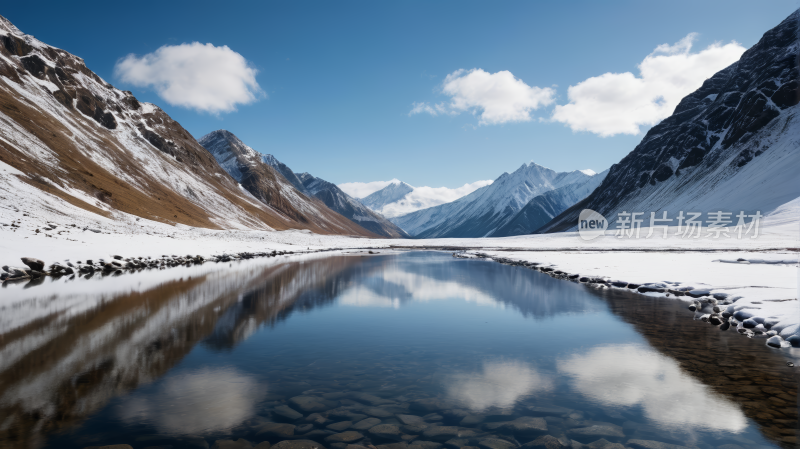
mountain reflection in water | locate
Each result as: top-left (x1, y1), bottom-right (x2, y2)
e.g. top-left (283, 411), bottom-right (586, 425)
top-left (0, 252), bottom-right (794, 449)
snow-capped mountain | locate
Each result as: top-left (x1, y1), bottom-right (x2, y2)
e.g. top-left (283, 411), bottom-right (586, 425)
top-left (539, 9), bottom-right (800, 233)
top-left (391, 163), bottom-right (596, 238)
top-left (0, 14), bottom-right (377, 236)
top-left (358, 180), bottom-right (494, 219)
top-left (360, 181), bottom-right (415, 213)
top-left (296, 172), bottom-right (410, 238)
top-left (262, 153), bottom-right (309, 194)
top-left (491, 169), bottom-right (608, 237)
top-left (199, 130), bottom-right (382, 236)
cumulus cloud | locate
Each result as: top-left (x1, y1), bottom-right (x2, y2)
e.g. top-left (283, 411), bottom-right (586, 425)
top-left (552, 34), bottom-right (746, 137)
top-left (338, 179), bottom-right (493, 217)
top-left (338, 179), bottom-right (403, 198)
top-left (379, 180), bottom-right (493, 218)
top-left (411, 69), bottom-right (556, 125)
top-left (115, 42), bottom-right (264, 114)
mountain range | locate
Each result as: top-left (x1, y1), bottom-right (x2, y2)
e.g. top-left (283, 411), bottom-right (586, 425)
top-left (390, 163), bottom-right (601, 238)
top-left (539, 8), bottom-right (800, 233)
top-left (199, 130), bottom-right (409, 238)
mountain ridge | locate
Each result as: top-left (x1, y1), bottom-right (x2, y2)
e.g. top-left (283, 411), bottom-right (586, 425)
top-left (390, 162), bottom-right (596, 238)
top-left (538, 8), bottom-right (800, 233)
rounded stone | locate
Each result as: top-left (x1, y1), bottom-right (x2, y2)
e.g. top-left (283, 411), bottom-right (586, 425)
top-left (421, 426), bottom-right (459, 441)
top-left (272, 440), bottom-right (327, 449)
top-left (477, 439), bottom-right (517, 449)
top-left (290, 396), bottom-right (339, 413)
top-left (325, 432), bottom-right (364, 444)
top-left (369, 424), bottom-right (404, 441)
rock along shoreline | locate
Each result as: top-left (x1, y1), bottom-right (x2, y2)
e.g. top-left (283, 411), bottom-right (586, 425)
top-left (455, 251), bottom-right (800, 352)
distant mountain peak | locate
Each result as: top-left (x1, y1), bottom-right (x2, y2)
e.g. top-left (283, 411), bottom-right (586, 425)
top-left (579, 169), bottom-right (596, 176)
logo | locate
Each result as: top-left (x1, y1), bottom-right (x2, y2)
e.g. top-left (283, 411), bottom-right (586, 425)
top-left (578, 209), bottom-right (607, 240)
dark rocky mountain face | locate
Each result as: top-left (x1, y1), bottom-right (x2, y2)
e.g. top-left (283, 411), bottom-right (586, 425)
top-left (263, 154), bottom-right (308, 193)
top-left (199, 130), bottom-right (381, 237)
top-left (297, 173), bottom-right (410, 238)
top-left (491, 171), bottom-right (607, 237)
top-left (540, 9), bottom-right (800, 233)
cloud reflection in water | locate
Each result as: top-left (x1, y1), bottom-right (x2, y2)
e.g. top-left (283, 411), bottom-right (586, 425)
top-left (557, 344), bottom-right (747, 432)
top-left (445, 360), bottom-right (553, 411)
top-left (338, 269), bottom-right (500, 308)
top-left (119, 367), bottom-right (264, 434)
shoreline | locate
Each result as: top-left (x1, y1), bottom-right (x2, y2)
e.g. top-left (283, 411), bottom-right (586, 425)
top-left (458, 250), bottom-right (800, 353)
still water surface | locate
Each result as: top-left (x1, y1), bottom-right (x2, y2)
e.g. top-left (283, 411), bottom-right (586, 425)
top-left (0, 251), bottom-right (796, 449)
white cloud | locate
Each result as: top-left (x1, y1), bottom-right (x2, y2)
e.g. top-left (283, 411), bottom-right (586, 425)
top-left (379, 180), bottom-right (493, 218)
top-left (411, 69), bottom-right (556, 125)
top-left (552, 34), bottom-right (746, 137)
top-left (115, 42), bottom-right (264, 114)
top-left (338, 179), bottom-right (493, 217)
top-left (338, 178), bottom-right (403, 198)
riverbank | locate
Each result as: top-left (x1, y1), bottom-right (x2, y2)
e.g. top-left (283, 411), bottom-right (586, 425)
top-left (2, 196), bottom-right (797, 350)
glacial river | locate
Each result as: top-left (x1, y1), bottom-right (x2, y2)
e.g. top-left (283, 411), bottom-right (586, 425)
top-left (0, 251), bottom-right (796, 449)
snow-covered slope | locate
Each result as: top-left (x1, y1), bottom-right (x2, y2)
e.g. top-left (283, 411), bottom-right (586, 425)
top-left (540, 9), bottom-right (800, 233)
top-left (492, 169), bottom-right (608, 237)
top-left (297, 172), bottom-right (410, 238)
top-left (208, 136), bottom-right (407, 238)
top-left (199, 130), bottom-right (380, 237)
top-left (391, 163), bottom-right (594, 238)
top-left (360, 181), bottom-right (414, 213)
top-left (262, 153), bottom-right (308, 194)
top-left (359, 180), bottom-right (494, 219)
top-left (0, 14), bottom-right (371, 235)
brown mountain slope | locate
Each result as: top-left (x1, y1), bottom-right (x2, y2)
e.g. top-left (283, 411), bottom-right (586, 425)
top-left (198, 130), bottom-right (384, 236)
top-left (0, 14), bottom-right (377, 236)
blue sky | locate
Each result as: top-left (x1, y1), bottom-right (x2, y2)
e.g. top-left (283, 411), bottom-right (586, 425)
top-left (3, 1), bottom-right (798, 188)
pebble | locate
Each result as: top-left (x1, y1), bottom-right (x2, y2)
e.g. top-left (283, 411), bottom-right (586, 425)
top-left (766, 335), bottom-right (784, 348)
top-left (742, 319), bottom-right (758, 329)
top-left (21, 257), bottom-right (45, 271)
top-left (352, 418), bottom-right (382, 431)
top-left (409, 398), bottom-right (448, 414)
top-left (686, 289), bottom-right (711, 298)
top-left (271, 440), bottom-right (327, 449)
top-left (258, 423), bottom-right (296, 439)
top-left (369, 424), bottom-right (404, 441)
top-left (306, 413), bottom-right (329, 426)
top-left (496, 417), bottom-right (548, 434)
top-left (421, 426), bottom-right (459, 441)
top-left (444, 439), bottom-right (470, 449)
top-left (291, 396), bottom-right (339, 413)
top-left (327, 422), bottom-right (354, 432)
top-left (477, 439), bottom-right (517, 449)
top-left (296, 424), bottom-right (315, 434)
top-left (397, 415), bottom-right (428, 428)
top-left (520, 435), bottom-right (568, 448)
top-left (567, 425), bottom-right (625, 440)
top-left (363, 407), bottom-right (395, 418)
top-left (274, 405), bottom-right (304, 420)
top-left (211, 439), bottom-right (267, 449)
top-left (408, 442), bottom-right (443, 449)
top-left (325, 432), bottom-right (364, 444)
top-left (626, 440), bottom-right (690, 449)
top-left (376, 444), bottom-right (408, 449)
